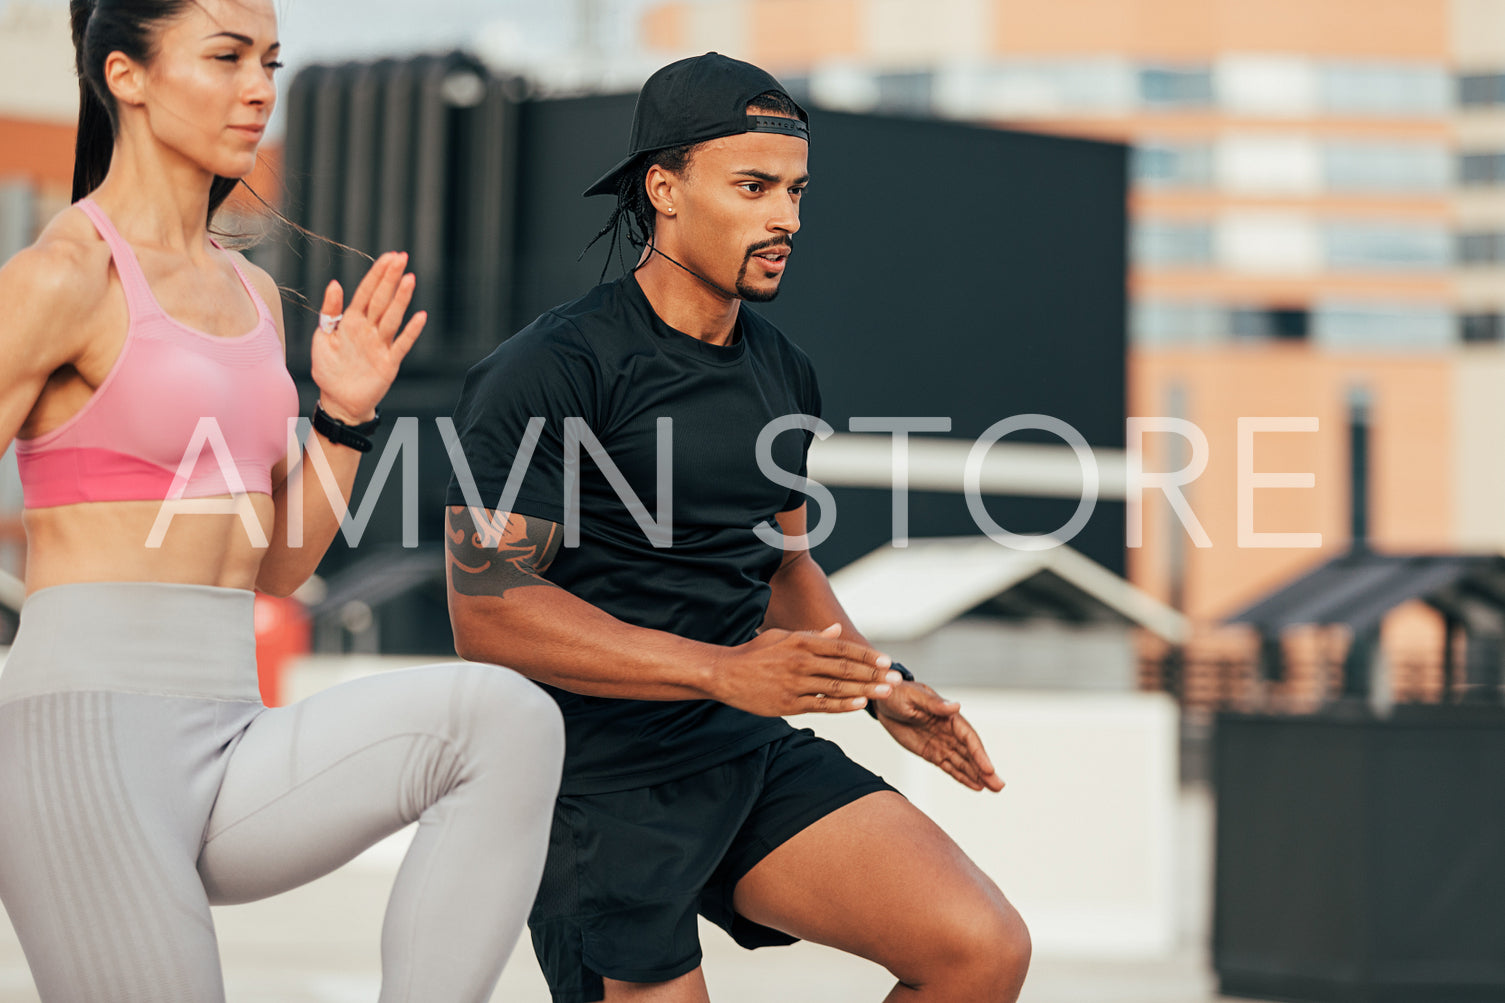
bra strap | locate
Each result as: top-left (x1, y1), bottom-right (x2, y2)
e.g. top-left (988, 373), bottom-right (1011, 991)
top-left (74, 198), bottom-right (161, 319)
top-left (210, 236), bottom-right (274, 327)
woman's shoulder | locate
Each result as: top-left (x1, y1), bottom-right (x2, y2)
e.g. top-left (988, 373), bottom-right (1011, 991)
top-left (7, 206), bottom-right (112, 308)
top-left (222, 248), bottom-right (284, 330)
top-left (0, 205), bottom-right (114, 348)
top-left (223, 246), bottom-right (275, 295)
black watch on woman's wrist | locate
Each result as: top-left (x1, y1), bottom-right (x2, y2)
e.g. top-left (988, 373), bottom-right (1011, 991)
top-left (865, 661), bottom-right (914, 720)
top-left (312, 402), bottom-right (381, 453)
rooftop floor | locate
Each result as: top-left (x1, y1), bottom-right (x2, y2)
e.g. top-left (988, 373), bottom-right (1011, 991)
top-left (0, 785), bottom-right (1263, 1002)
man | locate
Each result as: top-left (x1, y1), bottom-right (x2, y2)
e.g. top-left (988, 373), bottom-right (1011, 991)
top-left (445, 52), bottom-right (1030, 1003)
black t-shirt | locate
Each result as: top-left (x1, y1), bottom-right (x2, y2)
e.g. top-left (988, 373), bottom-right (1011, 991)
top-left (445, 273), bottom-right (822, 794)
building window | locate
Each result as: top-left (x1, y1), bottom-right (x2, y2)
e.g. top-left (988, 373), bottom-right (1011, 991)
top-left (1461, 313), bottom-right (1504, 343)
top-left (780, 76), bottom-right (812, 105)
top-left (809, 66), bottom-right (880, 112)
top-left (1323, 142), bottom-right (1451, 192)
top-left (1324, 223), bottom-right (1451, 271)
top-left (1133, 143), bottom-right (1215, 188)
top-left (1459, 73), bottom-right (1505, 107)
top-left (0, 181), bottom-right (36, 264)
top-left (1230, 307), bottom-right (1309, 341)
top-left (1314, 303), bottom-right (1453, 348)
top-left (1217, 135), bottom-right (1321, 194)
top-left (1218, 213), bottom-right (1323, 274)
top-left (874, 71), bottom-right (934, 116)
top-left (1461, 152), bottom-right (1505, 187)
top-left (1130, 300), bottom-right (1225, 344)
top-left (944, 61), bottom-right (1134, 118)
top-left (1139, 66), bottom-right (1215, 108)
top-left (1319, 64), bottom-right (1449, 116)
top-left (1131, 220), bottom-right (1215, 266)
top-left (1215, 55), bottom-right (1318, 117)
top-left (1459, 232), bottom-right (1505, 265)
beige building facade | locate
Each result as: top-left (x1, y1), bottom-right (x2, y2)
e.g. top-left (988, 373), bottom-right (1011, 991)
top-left (640, 0), bottom-right (1505, 703)
top-left (5, 0), bottom-right (1505, 702)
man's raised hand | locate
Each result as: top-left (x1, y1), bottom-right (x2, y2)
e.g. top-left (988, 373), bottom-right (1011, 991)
top-left (874, 682), bottom-right (1005, 793)
top-left (712, 623), bottom-right (901, 717)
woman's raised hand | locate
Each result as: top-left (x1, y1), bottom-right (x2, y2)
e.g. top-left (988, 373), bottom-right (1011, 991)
top-left (310, 252), bottom-right (427, 422)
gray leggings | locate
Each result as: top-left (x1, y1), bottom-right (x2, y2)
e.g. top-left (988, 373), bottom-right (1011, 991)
top-left (0, 582), bottom-right (563, 1002)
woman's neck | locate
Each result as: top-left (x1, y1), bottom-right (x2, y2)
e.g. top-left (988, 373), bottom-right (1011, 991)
top-left (85, 136), bottom-right (217, 257)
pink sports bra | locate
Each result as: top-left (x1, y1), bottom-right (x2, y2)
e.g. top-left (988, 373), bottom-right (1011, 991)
top-left (15, 198), bottom-right (299, 508)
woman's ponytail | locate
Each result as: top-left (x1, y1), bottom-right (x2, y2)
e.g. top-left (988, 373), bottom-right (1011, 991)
top-left (67, 0), bottom-right (234, 219)
top-left (70, 0), bottom-right (113, 202)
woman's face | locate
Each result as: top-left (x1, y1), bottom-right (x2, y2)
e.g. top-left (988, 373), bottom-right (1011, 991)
top-left (129, 0), bottom-right (281, 179)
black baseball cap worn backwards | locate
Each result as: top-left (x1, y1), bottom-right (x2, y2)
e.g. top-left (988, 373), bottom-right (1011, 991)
top-left (583, 52), bottom-right (810, 198)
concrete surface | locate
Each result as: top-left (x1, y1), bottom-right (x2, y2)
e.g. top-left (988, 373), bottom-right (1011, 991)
top-left (0, 784), bottom-right (1262, 1002)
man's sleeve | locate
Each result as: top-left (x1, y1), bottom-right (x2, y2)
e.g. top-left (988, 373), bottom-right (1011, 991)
top-left (779, 359), bottom-right (824, 513)
top-left (444, 324), bottom-right (599, 524)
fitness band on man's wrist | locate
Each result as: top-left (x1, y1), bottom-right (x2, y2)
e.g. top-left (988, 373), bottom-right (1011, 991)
top-left (865, 662), bottom-right (914, 719)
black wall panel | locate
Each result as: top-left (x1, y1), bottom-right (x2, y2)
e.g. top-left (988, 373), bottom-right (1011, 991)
top-left (510, 98), bottom-right (1129, 573)
top-left (1215, 709), bottom-right (1505, 1002)
top-left (272, 58), bottom-right (1129, 650)
top-left (274, 53), bottom-right (514, 376)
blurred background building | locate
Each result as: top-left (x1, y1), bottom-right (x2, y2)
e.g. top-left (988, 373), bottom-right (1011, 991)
top-left (628, 0), bottom-right (1505, 713)
top-left (5, 1), bottom-right (1505, 704)
top-left (5, 2), bottom-right (1505, 998)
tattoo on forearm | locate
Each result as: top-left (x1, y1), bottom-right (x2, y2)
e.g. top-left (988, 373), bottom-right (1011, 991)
top-left (445, 506), bottom-right (563, 598)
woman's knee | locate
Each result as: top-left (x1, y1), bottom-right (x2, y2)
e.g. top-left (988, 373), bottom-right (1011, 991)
top-left (470, 664), bottom-right (563, 738)
top-left (459, 664), bottom-right (565, 772)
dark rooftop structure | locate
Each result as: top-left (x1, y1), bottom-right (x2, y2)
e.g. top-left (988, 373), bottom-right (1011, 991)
top-left (1226, 550), bottom-right (1505, 704)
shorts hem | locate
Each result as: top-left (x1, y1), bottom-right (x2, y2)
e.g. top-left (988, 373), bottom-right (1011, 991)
top-left (583, 949), bottom-right (704, 988)
top-left (724, 780), bottom-right (897, 890)
top-left (712, 779), bottom-right (899, 952)
top-left (548, 988), bottom-right (601, 1003)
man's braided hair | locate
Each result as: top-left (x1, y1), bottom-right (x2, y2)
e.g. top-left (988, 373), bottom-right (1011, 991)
top-left (583, 89), bottom-right (805, 280)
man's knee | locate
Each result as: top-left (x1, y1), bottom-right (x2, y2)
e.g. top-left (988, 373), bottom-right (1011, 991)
top-left (910, 896), bottom-right (1031, 1000)
top-left (977, 900), bottom-right (1031, 993)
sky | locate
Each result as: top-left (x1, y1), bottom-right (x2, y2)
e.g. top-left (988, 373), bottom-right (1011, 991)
top-left (16, 0), bottom-right (655, 79)
top-left (10, 0), bottom-right (661, 134)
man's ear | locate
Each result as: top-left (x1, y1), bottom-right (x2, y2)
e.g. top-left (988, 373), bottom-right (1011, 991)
top-left (644, 163), bottom-right (680, 218)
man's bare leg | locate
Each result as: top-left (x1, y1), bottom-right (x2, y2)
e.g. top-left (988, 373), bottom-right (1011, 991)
top-left (732, 790), bottom-right (1030, 1002)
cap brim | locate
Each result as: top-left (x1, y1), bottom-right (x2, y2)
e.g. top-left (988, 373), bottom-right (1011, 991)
top-left (582, 152), bottom-right (639, 197)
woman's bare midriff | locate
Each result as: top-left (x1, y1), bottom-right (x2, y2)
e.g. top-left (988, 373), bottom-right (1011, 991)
top-left (22, 496), bottom-right (277, 594)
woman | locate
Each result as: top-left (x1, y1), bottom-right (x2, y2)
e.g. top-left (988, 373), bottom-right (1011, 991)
top-left (0, 1), bottom-right (563, 1000)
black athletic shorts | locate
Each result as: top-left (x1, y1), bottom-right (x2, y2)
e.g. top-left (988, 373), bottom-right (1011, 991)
top-left (527, 727), bottom-right (897, 1003)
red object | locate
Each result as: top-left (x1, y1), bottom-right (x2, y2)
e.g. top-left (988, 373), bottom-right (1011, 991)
top-left (253, 595), bottom-right (311, 707)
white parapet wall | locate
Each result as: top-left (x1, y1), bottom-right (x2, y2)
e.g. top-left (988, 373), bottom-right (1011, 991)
top-left (795, 688), bottom-right (1181, 959)
top-left (281, 659), bottom-right (1181, 960)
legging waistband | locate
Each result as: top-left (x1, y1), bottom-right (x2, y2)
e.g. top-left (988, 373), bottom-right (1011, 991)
top-left (0, 582), bottom-right (261, 704)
